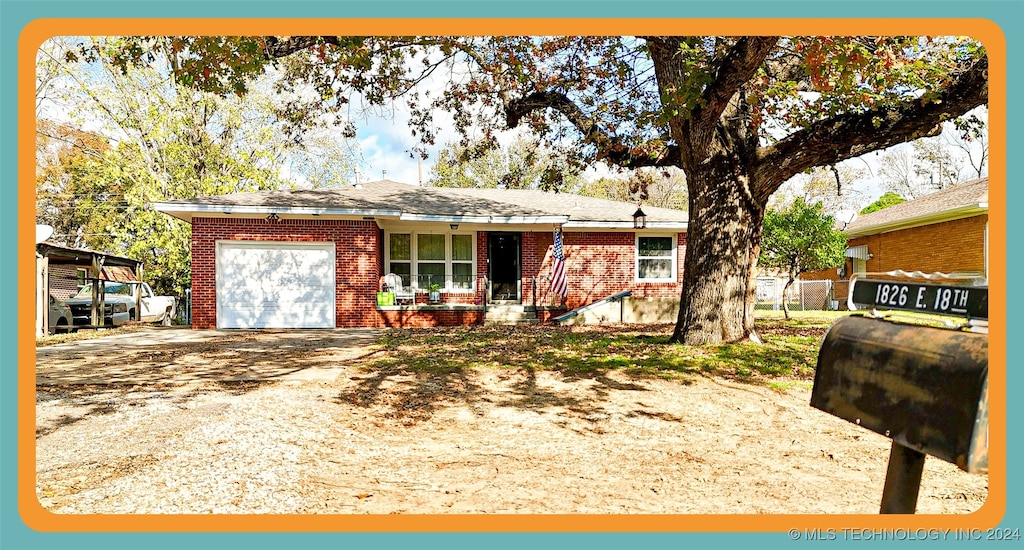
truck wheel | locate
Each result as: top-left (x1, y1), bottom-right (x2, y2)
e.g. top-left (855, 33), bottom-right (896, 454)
top-left (162, 307), bottom-right (173, 326)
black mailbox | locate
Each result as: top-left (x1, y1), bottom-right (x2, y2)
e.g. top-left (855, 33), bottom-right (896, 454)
top-left (812, 275), bottom-right (989, 513)
top-left (811, 315), bottom-right (988, 474)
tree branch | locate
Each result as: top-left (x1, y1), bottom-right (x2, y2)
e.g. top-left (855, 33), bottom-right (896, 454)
top-left (504, 91), bottom-right (680, 168)
top-left (263, 36), bottom-right (344, 58)
top-left (641, 36), bottom-right (778, 167)
top-left (752, 55), bottom-right (988, 198)
top-left (694, 36), bottom-right (780, 131)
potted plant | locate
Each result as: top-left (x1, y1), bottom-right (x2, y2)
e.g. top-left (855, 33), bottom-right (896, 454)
top-left (428, 282), bottom-right (442, 304)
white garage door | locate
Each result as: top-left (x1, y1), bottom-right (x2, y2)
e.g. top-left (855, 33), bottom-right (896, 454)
top-left (216, 241), bottom-right (336, 329)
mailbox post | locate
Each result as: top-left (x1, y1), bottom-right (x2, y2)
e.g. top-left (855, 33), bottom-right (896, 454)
top-left (811, 273), bottom-right (988, 514)
top-left (880, 442), bottom-right (927, 514)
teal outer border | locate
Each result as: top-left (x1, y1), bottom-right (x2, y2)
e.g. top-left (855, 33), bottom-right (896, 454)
top-left (2, 1), bottom-right (1020, 549)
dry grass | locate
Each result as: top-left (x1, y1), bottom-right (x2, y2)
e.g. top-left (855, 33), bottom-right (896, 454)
top-left (368, 315), bottom-right (842, 386)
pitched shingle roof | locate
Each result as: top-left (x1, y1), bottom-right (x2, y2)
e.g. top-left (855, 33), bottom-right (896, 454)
top-left (844, 177), bottom-right (988, 237)
top-left (154, 179), bottom-right (689, 229)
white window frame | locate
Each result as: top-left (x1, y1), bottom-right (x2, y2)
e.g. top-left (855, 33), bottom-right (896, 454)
top-left (635, 234), bottom-right (678, 283)
top-left (852, 257), bottom-right (867, 276)
top-left (384, 230), bottom-right (477, 293)
top-left (449, 233), bottom-right (475, 291)
top-left (386, 233), bottom-right (413, 287)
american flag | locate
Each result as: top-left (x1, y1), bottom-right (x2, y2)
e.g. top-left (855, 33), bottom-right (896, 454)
top-left (550, 227), bottom-right (568, 299)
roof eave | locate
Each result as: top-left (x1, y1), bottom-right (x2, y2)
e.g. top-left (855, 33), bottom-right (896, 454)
top-left (563, 221), bottom-right (688, 230)
top-left (398, 213), bottom-right (570, 224)
top-left (845, 204), bottom-right (988, 238)
top-left (152, 202), bottom-right (404, 222)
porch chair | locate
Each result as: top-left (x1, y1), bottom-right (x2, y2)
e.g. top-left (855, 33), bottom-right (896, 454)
top-left (384, 273), bottom-right (415, 305)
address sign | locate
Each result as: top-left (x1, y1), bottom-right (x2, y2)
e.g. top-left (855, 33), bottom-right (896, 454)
top-left (850, 278), bottom-right (988, 320)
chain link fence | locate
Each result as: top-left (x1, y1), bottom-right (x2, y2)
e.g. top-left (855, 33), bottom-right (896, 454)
top-left (176, 288), bottom-right (192, 325)
top-left (755, 277), bottom-right (837, 312)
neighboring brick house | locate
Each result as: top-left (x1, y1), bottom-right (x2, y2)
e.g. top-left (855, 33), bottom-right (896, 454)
top-left (154, 180), bottom-right (689, 329)
top-left (803, 177), bottom-right (989, 309)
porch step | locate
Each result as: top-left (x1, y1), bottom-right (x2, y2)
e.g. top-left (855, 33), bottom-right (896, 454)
top-left (484, 304), bottom-right (539, 325)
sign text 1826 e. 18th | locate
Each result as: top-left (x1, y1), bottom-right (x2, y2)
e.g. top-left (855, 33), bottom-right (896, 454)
top-left (850, 279), bottom-right (987, 319)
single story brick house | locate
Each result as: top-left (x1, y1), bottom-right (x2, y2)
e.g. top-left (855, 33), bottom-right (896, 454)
top-left (802, 176), bottom-right (988, 309)
top-left (154, 180), bottom-right (689, 329)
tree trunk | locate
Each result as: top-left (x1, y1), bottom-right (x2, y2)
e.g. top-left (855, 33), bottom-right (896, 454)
top-left (782, 274), bottom-right (796, 320)
top-left (670, 160), bottom-right (766, 345)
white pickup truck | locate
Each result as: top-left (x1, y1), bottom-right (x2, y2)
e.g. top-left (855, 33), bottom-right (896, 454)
top-left (64, 281), bottom-right (177, 327)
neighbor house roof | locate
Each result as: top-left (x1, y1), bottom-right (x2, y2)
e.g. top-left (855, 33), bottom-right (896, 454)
top-left (153, 179), bottom-right (689, 230)
top-left (844, 177), bottom-right (988, 238)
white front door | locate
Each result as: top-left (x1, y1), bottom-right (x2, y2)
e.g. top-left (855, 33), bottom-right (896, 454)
top-left (216, 241), bottom-right (336, 329)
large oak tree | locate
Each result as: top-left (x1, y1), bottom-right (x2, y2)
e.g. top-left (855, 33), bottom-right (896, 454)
top-left (93, 35), bottom-right (988, 344)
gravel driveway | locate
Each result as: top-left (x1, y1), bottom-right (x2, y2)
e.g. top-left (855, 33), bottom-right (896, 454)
top-left (35, 327), bottom-right (383, 514)
top-left (33, 326), bottom-right (988, 516)
top-left (35, 326), bottom-right (381, 385)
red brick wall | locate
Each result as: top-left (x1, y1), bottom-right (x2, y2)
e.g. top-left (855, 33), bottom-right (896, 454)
top-left (47, 265), bottom-right (82, 300)
top-left (523, 231), bottom-right (686, 311)
top-left (476, 231), bottom-right (490, 305)
top-left (379, 309), bottom-right (484, 328)
top-left (192, 220), bottom-right (686, 328)
top-left (802, 215), bottom-right (987, 282)
top-left (800, 215), bottom-right (987, 310)
top-left (191, 217), bottom-right (381, 329)
top-left (849, 215), bottom-right (988, 276)
top-left (799, 268), bottom-right (841, 282)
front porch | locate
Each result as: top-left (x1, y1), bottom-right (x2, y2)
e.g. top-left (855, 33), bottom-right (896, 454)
top-left (376, 302), bottom-right (486, 328)
top-left (374, 284), bottom-right (567, 327)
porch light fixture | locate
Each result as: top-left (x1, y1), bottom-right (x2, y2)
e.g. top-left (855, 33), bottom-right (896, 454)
top-left (632, 204), bottom-right (647, 230)
top-left (265, 212), bottom-right (281, 222)
top-left (450, 223), bottom-right (460, 230)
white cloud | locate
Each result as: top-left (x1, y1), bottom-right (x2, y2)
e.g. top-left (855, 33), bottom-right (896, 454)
top-left (357, 130), bottom-right (427, 185)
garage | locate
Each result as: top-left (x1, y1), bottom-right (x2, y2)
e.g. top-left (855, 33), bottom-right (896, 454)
top-left (215, 241), bottom-right (336, 329)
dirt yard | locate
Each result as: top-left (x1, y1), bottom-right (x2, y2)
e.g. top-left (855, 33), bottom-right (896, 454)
top-left (34, 325), bottom-right (988, 515)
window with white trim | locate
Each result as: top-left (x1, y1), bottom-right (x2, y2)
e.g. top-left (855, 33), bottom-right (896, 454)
top-left (451, 234), bottom-right (474, 289)
top-left (845, 245), bottom-right (869, 277)
top-left (388, 233), bottom-right (412, 286)
top-left (417, 234), bottom-right (446, 288)
top-left (385, 231), bottom-right (476, 291)
top-left (636, 235), bottom-right (677, 282)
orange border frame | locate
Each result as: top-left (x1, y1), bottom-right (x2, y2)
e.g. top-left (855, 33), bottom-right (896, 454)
top-left (19, 18), bottom-right (1007, 533)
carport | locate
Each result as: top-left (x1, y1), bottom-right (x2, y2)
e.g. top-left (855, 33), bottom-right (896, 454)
top-left (36, 242), bottom-right (144, 336)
